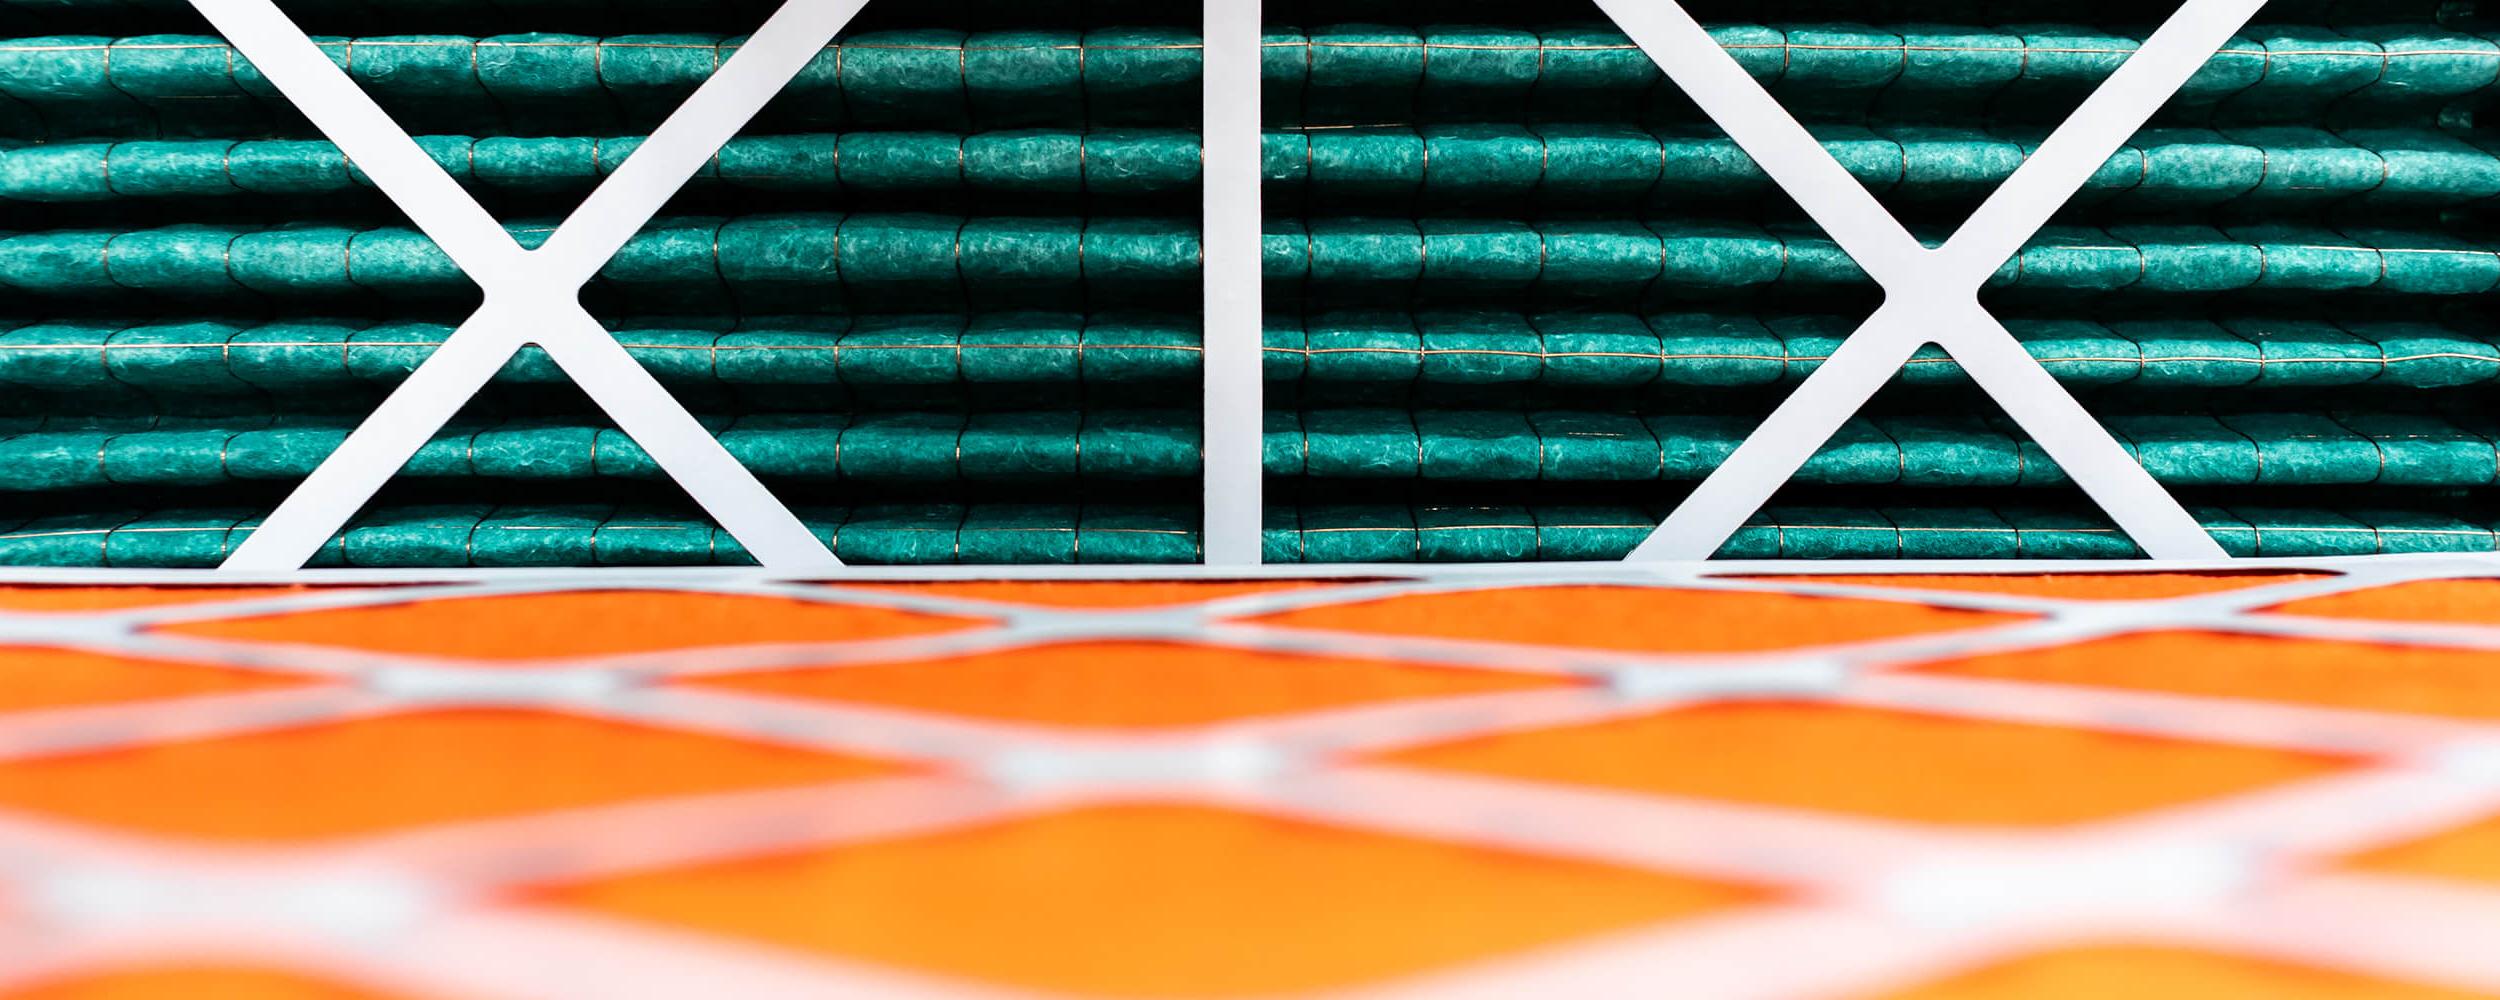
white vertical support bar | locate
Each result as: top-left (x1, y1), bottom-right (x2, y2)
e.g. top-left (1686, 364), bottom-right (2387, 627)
top-left (1202, 0), bottom-right (1266, 565)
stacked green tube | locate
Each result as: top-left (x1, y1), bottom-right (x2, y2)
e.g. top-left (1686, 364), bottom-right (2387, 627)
top-left (19, 21), bottom-right (2496, 131)
top-left (5, 0), bottom-right (2500, 565)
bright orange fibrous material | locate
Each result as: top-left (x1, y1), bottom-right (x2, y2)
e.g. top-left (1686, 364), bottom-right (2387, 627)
top-left (542, 803), bottom-right (1764, 997)
top-left (2349, 813), bottom-right (2500, 886)
top-left (1913, 631), bottom-right (2500, 720)
top-left (0, 647), bottom-right (311, 712)
top-left (2270, 578), bottom-right (2500, 626)
top-left (1377, 702), bottom-right (2350, 825)
top-left (1871, 946), bottom-right (2497, 999)
top-left (0, 573), bottom-right (2490, 999)
top-left (157, 590), bottom-right (987, 659)
top-left (1247, 585), bottom-right (2032, 653)
top-left (0, 586), bottom-right (328, 613)
top-left (4, 967), bottom-right (407, 1000)
top-left (683, 640), bottom-right (1576, 727)
top-left (0, 709), bottom-right (907, 840)
top-left (847, 580), bottom-right (1341, 609)
top-left (1772, 572), bottom-right (2331, 601)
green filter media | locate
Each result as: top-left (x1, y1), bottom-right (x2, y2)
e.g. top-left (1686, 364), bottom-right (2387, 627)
top-left (4, 3), bottom-right (2500, 566)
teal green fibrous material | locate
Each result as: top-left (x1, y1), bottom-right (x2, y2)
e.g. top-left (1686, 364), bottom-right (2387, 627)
top-left (0, 413), bottom-right (1203, 491)
top-left (1254, 503), bottom-right (2500, 563)
top-left (29, 309), bottom-right (2500, 403)
top-left (32, 217), bottom-right (2500, 308)
top-left (1266, 312), bottom-right (2500, 390)
top-left (0, 315), bottom-right (1204, 402)
top-left (0, 505), bottom-right (1204, 567)
top-left (34, 110), bottom-right (2460, 212)
top-left (1260, 411), bottom-right (2500, 488)
top-left (9, 409), bottom-right (2499, 493)
top-left (0, 30), bottom-right (1203, 131)
top-left (1263, 221), bottom-right (2500, 300)
top-left (34, 125), bottom-right (2460, 207)
top-left (6, 502), bottom-right (2492, 568)
top-left (1265, 23), bottom-right (2496, 122)
top-left (1265, 125), bottom-right (2500, 211)
top-left (4, 26), bottom-right (2495, 133)
top-left (0, 215), bottom-right (1200, 305)
top-left (0, 132), bottom-right (1200, 202)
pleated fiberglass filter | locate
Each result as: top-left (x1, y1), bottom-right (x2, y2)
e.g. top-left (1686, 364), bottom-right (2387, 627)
top-left (4, 0), bottom-right (2500, 567)
top-left (1265, 0), bottom-right (2500, 563)
top-left (0, 0), bottom-right (1208, 567)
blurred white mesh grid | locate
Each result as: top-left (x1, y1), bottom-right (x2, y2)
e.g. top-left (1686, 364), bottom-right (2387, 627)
top-left (0, 557), bottom-right (2495, 996)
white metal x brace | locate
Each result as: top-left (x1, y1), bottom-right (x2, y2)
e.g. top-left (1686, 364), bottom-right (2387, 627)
top-left (1595, 0), bottom-right (2267, 561)
top-left (193, 0), bottom-right (872, 571)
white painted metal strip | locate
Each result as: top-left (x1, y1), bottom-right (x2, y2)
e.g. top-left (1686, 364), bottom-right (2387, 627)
top-left (1202, 0), bottom-right (1268, 566)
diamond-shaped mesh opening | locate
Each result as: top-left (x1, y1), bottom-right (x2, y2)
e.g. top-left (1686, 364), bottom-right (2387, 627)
top-left (1375, 699), bottom-right (2354, 825)
top-left (1859, 945), bottom-right (2478, 998)
top-left (0, 706), bottom-right (908, 840)
top-left (676, 639), bottom-right (1576, 727)
top-left (541, 802), bottom-right (1764, 997)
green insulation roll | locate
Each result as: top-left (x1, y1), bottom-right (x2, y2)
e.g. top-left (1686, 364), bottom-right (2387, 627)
top-left (1263, 503), bottom-right (2500, 562)
top-left (30, 217), bottom-right (2496, 306)
top-left (12, 310), bottom-right (2498, 403)
top-left (1264, 221), bottom-right (2500, 299)
top-left (5, 408), bottom-right (2496, 492)
top-left (18, 125), bottom-right (2498, 211)
top-left (0, 315), bottom-right (1201, 398)
top-left (1263, 23), bottom-right (2493, 121)
top-left (8, 310), bottom-right (2495, 403)
top-left (0, 504), bottom-right (1204, 567)
top-left (3, 25), bottom-right (2491, 134)
top-left (0, 412), bottom-right (1198, 490)
top-left (0, 30), bottom-right (1203, 130)
top-left (0, 131), bottom-right (1203, 202)
top-left (1274, 125), bottom-right (2500, 211)
top-left (1260, 410), bottom-right (2500, 487)
top-left (0, 501), bottom-right (2486, 567)
top-left (1269, 311), bottom-right (2500, 390)
top-left (0, 215), bottom-right (1200, 304)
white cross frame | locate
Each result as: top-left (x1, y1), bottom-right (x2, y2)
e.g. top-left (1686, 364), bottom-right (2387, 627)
top-left (191, 0), bottom-right (873, 572)
top-left (1586, 0), bottom-right (2265, 561)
